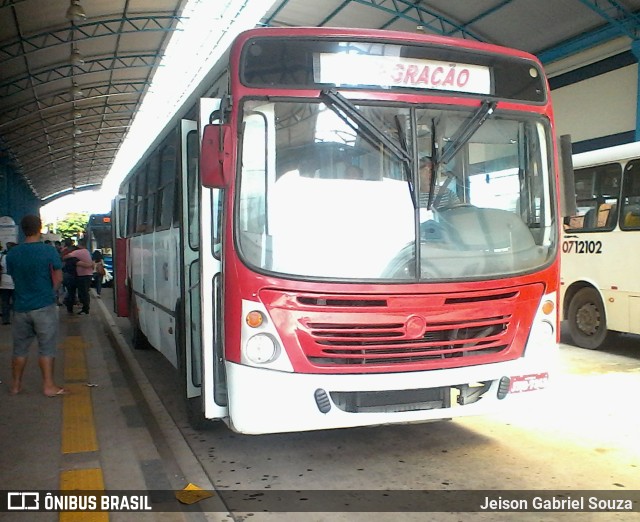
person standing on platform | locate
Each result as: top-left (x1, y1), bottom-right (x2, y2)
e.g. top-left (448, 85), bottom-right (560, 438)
top-left (5, 214), bottom-right (66, 397)
top-left (61, 239), bottom-right (79, 312)
top-left (60, 238), bottom-right (78, 307)
top-left (91, 250), bottom-right (105, 298)
top-left (63, 238), bottom-right (93, 315)
top-left (0, 242), bottom-right (16, 325)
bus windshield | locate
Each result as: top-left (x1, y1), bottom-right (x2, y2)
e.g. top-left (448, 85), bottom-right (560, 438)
top-left (237, 99), bottom-right (556, 281)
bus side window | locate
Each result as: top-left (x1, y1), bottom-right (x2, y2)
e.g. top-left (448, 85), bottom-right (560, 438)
top-left (186, 130), bottom-right (200, 250)
top-left (212, 189), bottom-right (222, 258)
top-left (568, 162), bottom-right (621, 232)
top-left (623, 207), bottom-right (640, 228)
top-left (157, 136), bottom-right (177, 230)
top-left (146, 152), bottom-right (160, 232)
top-left (126, 179), bottom-right (136, 235)
top-left (135, 165), bottom-right (148, 234)
top-left (621, 159), bottom-right (640, 230)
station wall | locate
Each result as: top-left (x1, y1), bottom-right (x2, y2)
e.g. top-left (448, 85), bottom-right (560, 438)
top-left (553, 64), bottom-right (637, 145)
top-left (0, 157), bottom-right (40, 230)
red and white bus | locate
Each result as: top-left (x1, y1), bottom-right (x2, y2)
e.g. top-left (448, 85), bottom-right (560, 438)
top-left (113, 27), bottom-right (565, 433)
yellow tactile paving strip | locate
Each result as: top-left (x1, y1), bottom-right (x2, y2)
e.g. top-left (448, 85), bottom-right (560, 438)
top-left (63, 336), bottom-right (89, 383)
top-left (60, 332), bottom-right (104, 518)
top-left (59, 468), bottom-right (108, 522)
top-left (62, 382), bottom-right (99, 454)
top-left (62, 335), bottom-right (97, 454)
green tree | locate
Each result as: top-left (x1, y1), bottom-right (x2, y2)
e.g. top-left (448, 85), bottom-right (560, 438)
top-left (52, 212), bottom-right (89, 240)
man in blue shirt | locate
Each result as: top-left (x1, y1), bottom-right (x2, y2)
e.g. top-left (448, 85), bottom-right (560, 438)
top-left (6, 214), bottom-right (66, 397)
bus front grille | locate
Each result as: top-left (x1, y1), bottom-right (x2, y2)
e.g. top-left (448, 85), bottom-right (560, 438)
top-left (258, 283), bottom-right (543, 371)
top-left (306, 317), bottom-right (510, 365)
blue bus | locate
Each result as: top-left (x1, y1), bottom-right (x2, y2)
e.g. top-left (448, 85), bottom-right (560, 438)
top-left (85, 213), bottom-right (113, 281)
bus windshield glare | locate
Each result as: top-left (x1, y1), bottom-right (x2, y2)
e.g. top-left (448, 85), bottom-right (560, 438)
top-left (238, 99), bottom-right (555, 281)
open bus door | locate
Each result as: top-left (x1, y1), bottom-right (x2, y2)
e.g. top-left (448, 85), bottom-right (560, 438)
top-left (180, 113), bottom-right (226, 427)
top-left (198, 97), bottom-right (228, 422)
top-left (112, 195), bottom-right (129, 317)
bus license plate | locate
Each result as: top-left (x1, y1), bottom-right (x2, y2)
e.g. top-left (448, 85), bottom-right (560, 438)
top-left (509, 372), bottom-right (549, 393)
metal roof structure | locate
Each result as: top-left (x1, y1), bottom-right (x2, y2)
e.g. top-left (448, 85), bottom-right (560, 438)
top-left (2, 0), bottom-right (640, 203)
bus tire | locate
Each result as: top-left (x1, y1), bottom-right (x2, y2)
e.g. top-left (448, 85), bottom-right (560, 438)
top-left (567, 287), bottom-right (609, 350)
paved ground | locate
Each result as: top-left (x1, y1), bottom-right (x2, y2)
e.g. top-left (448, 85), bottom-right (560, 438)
top-left (2, 288), bottom-right (639, 521)
top-left (105, 288), bottom-right (640, 521)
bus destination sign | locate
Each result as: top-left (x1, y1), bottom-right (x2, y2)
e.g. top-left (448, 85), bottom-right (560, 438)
top-left (315, 53), bottom-right (492, 94)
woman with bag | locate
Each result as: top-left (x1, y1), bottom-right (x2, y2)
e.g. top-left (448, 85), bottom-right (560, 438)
top-left (92, 250), bottom-right (105, 298)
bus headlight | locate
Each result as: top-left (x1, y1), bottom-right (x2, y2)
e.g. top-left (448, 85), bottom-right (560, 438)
top-left (245, 334), bottom-right (279, 364)
top-left (529, 319), bottom-right (554, 343)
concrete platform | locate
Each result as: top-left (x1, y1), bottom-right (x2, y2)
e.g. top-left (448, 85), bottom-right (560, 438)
top-left (0, 290), bottom-right (230, 521)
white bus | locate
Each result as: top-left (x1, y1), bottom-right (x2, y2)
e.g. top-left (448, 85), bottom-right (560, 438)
top-left (561, 141), bottom-right (640, 349)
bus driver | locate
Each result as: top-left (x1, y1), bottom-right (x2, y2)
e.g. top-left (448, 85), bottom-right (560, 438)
top-left (418, 157), bottom-right (461, 210)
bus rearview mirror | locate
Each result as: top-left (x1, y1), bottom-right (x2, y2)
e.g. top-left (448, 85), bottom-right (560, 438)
top-left (558, 134), bottom-right (577, 218)
top-left (201, 124), bottom-right (230, 188)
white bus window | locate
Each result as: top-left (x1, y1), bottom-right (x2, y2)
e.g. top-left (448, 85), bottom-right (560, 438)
top-left (146, 153), bottom-right (159, 230)
top-left (621, 159), bottom-right (640, 230)
top-left (134, 166), bottom-right (147, 233)
top-left (212, 188), bottom-right (223, 259)
top-left (118, 197), bottom-right (127, 238)
top-left (186, 130), bottom-right (200, 250)
top-left (157, 135), bottom-right (177, 230)
top-left (566, 163), bottom-right (621, 231)
top-left (126, 179), bottom-right (136, 235)
top-left (238, 110), bottom-right (268, 267)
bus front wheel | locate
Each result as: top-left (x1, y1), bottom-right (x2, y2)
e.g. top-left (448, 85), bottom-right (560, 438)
top-left (567, 287), bottom-right (609, 350)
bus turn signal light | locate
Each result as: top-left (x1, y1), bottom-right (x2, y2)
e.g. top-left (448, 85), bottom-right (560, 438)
top-left (246, 310), bottom-right (264, 328)
top-left (541, 300), bottom-right (554, 315)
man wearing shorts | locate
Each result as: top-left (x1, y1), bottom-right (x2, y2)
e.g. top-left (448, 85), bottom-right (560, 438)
top-left (6, 214), bottom-right (66, 397)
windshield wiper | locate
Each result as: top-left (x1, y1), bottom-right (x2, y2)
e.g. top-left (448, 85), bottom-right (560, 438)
top-left (321, 89), bottom-right (412, 165)
top-left (426, 119), bottom-right (438, 209)
top-left (394, 113), bottom-right (418, 207)
top-left (438, 100), bottom-right (496, 166)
